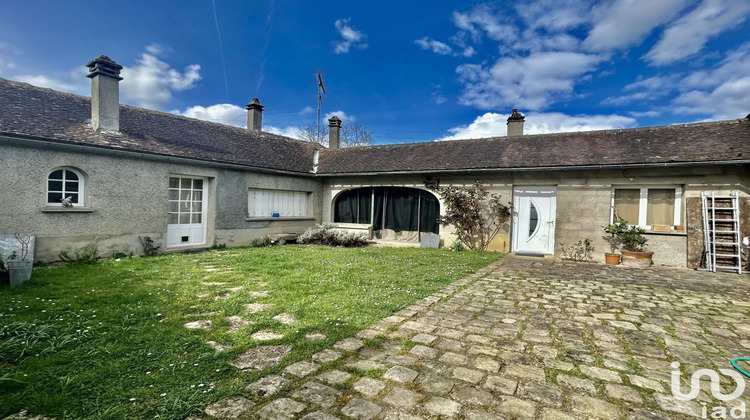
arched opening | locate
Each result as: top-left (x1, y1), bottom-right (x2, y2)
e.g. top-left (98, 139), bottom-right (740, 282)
top-left (334, 187), bottom-right (439, 241)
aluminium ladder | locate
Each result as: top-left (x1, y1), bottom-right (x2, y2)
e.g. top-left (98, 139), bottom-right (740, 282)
top-left (701, 191), bottom-right (743, 274)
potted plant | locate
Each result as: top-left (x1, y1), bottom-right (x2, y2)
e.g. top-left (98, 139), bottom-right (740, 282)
top-left (619, 226), bottom-right (654, 268)
top-left (603, 220), bottom-right (628, 265)
top-left (7, 232), bottom-right (34, 286)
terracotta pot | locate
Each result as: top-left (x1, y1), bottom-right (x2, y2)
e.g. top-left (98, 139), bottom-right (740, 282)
top-left (621, 250), bottom-right (654, 268)
top-left (604, 253), bottom-right (621, 265)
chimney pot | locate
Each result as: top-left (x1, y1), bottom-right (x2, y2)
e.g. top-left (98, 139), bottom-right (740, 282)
top-left (246, 98), bottom-right (264, 131)
top-left (507, 109), bottom-right (525, 137)
top-left (328, 116), bottom-right (342, 149)
top-left (86, 55), bottom-right (123, 133)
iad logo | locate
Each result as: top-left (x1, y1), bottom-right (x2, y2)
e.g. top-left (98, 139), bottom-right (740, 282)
top-left (671, 361), bottom-right (746, 401)
top-left (671, 361), bottom-right (748, 419)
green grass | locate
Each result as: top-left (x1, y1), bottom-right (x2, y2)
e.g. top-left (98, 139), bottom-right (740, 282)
top-left (0, 245), bottom-right (500, 419)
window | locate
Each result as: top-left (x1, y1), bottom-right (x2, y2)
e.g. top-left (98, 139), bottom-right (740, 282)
top-left (168, 177), bottom-right (204, 225)
top-left (612, 187), bottom-right (682, 229)
top-left (47, 168), bottom-right (84, 206)
top-left (248, 189), bottom-right (309, 218)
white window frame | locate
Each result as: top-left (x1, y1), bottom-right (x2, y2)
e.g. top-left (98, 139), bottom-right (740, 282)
top-left (247, 188), bottom-right (310, 218)
top-left (46, 168), bottom-right (85, 207)
top-left (610, 186), bottom-right (682, 230)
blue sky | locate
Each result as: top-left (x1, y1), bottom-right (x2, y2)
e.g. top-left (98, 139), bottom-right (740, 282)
top-left (1, 0), bottom-right (748, 144)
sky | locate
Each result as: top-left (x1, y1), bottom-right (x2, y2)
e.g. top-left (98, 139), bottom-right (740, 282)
top-left (0, 0), bottom-right (748, 145)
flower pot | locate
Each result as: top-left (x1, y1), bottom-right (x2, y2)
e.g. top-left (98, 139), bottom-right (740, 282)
top-left (620, 250), bottom-right (653, 268)
top-left (8, 259), bottom-right (33, 286)
top-left (604, 253), bottom-right (621, 265)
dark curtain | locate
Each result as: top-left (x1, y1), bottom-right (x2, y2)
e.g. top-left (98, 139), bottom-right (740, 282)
top-left (373, 188), bottom-right (385, 230)
top-left (334, 190), bottom-right (358, 223)
top-left (385, 187), bottom-right (419, 232)
top-left (419, 191), bottom-right (440, 234)
top-left (358, 191), bottom-right (372, 224)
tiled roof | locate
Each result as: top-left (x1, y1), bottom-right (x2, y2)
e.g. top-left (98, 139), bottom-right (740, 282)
top-left (317, 117), bottom-right (750, 174)
top-left (0, 78), bottom-right (319, 174)
top-left (2, 77), bottom-right (748, 176)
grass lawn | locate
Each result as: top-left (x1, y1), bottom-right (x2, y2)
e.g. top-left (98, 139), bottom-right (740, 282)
top-left (0, 245), bottom-right (501, 419)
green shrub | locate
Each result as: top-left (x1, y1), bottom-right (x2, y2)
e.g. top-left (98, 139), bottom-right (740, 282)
top-left (58, 243), bottom-right (99, 264)
top-left (298, 224), bottom-right (369, 247)
top-left (620, 226), bottom-right (648, 252)
top-left (449, 241), bottom-right (466, 252)
top-left (250, 236), bottom-right (273, 247)
top-left (560, 239), bottom-right (595, 261)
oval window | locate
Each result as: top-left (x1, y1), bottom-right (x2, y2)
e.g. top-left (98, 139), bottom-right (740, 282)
top-left (528, 201), bottom-right (539, 237)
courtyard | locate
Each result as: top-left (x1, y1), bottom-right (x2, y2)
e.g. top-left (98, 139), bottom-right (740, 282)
top-left (201, 255), bottom-right (750, 419)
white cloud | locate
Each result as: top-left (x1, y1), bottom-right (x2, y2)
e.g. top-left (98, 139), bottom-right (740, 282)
top-left (645, 0), bottom-right (750, 65)
top-left (601, 75), bottom-right (679, 105)
top-left (514, 0), bottom-right (591, 31)
top-left (13, 67), bottom-right (89, 95)
top-left (324, 110), bottom-right (355, 124)
top-left (175, 103), bottom-right (246, 126)
top-left (583, 0), bottom-right (688, 51)
top-left (670, 44), bottom-right (750, 119)
top-left (332, 18), bottom-right (368, 54)
top-left (0, 53), bottom-right (13, 76)
top-left (299, 106), bottom-right (315, 115)
top-left (415, 37), bottom-right (453, 55)
top-left (457, 52), bottom-right (603, 110)
top-left (439, 111), bottom-right (636, 140)
top-left (266, 125), bottom-right (305, 139)
top-left (120, 46), bottom-right (201, 109)
top-left (451, 6), bottom-right (518, 43)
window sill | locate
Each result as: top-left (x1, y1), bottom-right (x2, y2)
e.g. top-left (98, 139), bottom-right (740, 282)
top-left (246, 216), bottom-right (316, 222)
top-left (642, 230), bottom-right (686, 237)
top-left (41, 207), bottom-right (95, 213)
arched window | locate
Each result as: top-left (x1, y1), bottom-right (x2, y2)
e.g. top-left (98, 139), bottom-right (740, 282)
top-left (47, 168), bottom-right (84, 207)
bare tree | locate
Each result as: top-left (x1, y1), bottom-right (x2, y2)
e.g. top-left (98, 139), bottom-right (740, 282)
top-left (298, 121), bottom-right (373, 147)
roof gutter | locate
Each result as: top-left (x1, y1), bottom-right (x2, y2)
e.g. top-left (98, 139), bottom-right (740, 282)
top-left (0, 134), bottom-right (318, 177)
top-left (314, 159), bottom-right (750, 177)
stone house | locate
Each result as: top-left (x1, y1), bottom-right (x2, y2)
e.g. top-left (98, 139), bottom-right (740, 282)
top-left (1, 56), bottom-right (748, 268)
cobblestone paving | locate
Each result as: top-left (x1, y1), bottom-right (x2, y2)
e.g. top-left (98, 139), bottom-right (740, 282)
top-left (205, 256), bottom-right (750, 419)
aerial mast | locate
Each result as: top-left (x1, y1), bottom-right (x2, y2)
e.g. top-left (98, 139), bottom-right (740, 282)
top-left (313, 68), bottom-right (327, 141)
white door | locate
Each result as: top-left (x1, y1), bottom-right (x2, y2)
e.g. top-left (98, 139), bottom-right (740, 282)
top-left (512, 186), bottom-right (557, 254)
top-left (167, 176), bottom-right (207, 248)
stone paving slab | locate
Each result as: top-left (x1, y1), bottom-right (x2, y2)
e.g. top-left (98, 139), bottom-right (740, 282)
top-left (203, 255), bottom-right (750, 419)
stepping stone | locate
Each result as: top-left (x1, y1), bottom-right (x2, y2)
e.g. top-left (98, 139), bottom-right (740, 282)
top-left (383, 366), bottom-right (419, 383)
top-left (206, 340), bottom-right (229, 352)
top-left (292, 381), bottom-right (341, 409)
top-left (334, 338), bottom-right (365, 352)
top-left (251, 331), bottom-right (284, 341)
top-left (249, 290), bottom-right (269, 298)
top-left (196, 292), bottom-right (210, 298)
top-left (230, 345), bottom-right (291, 370)
top-left (246, 375), bottom-right (290, 397)
top-left (312, 349), bottom-right (342, 363)
top-left (300, 412), bottom-right (339, 420)
top-left (226, 286), bottom-right (243, 292)
top-left (256, 398), bottom-right (306, 419)
top-left (306, 333), bottom-right (327, 341)
top-left (201, 281), bottom-right (226, 286)
top-left (353, 377), bottom-right (386, 397)
top-left (204, 396), bottom-right (255, 419)
top-left (273, 313), bottom-right (297, 325)
top-left (226, 315), bottom-right (253, 332)
top-left (284, 361), bottom-right (320, 378)
top-left (341, 398), bottom-right (382, 420)
top-left (316, 370), bottom-right (352, 385)
top-left (184, 320), bottom-right (212, 329)
top-left (245, 303), bottom-right (272, 313)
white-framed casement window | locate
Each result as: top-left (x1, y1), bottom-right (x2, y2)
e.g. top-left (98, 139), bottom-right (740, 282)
top-left (248, 189), bottom-right (310, 218)
top-left (611, 186), bottom-right (682, 229)
top-left (47, 168), bottom-right (84, 207)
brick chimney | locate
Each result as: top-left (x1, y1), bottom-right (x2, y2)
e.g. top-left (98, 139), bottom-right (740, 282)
top-left (328, 116), bottom-right (342, 149)
top-left (246, 98), bottom-right (264, 131)
top-left (86, 55), bottom-right (123, 133)
top-left (507, 109), bottom-right (525, 137)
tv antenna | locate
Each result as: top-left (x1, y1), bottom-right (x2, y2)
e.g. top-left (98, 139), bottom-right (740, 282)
top-left (312, 68), bottom-right (326, 141)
